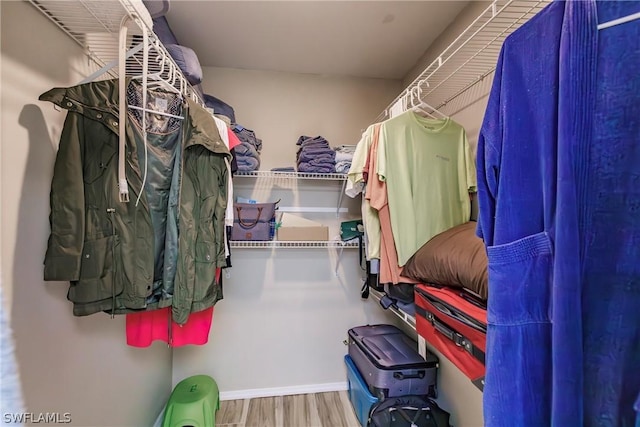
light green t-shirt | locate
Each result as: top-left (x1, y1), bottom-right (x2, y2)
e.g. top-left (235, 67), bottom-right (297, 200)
top-left (346, 125), bottom-right (381, 260)
top-left (376, 111), bottom-right (476, 266)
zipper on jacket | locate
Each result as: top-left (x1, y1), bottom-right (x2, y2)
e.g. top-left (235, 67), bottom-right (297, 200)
top-left (107, 208), bottom-right (117, 318)
top-left (168, 111), bottom-right (188, 347)
top-left (175, 108), bottom-right (188, 327)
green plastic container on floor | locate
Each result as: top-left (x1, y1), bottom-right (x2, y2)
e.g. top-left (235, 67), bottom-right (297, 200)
top-left (162, 375), bottom-right (220, 427)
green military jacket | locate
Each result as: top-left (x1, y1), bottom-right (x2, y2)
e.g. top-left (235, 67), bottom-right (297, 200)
top-left (40, 79), bottom-right (231, 325)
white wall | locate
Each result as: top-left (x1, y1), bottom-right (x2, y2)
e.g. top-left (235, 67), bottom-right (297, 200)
top-left (172, 67), bottom-right (405, 396)
top-left (200, 66), bottom-right (402, 170)
top-left (1, 2), bottom-right (172, 426)
top-left (403, 1), bottom-right (492, 88)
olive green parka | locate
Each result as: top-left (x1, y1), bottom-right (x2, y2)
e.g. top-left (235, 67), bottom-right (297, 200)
top-left (41, 79), bottom-right (230, 325)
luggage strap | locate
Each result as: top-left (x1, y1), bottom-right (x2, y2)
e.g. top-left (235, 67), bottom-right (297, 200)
top-left (416, 305), bottom-right (485, 365)
top-left (399, 407), bottom-right (424, 427)
top-left (390, 406), bottom-right (435, 427)
top-left (356, 235), bottom-right (369, 299)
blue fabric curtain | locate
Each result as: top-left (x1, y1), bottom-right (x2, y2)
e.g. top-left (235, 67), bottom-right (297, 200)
top-left (476, 1), bottom-right (640, 426)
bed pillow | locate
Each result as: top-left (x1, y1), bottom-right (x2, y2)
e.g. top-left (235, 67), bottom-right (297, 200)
top-left (144, 0), bottom-right (170, 19)
top-left (151, 16), bottom-right (180, 45)
top-left (203, 94), bottom-right (237, 124)
top-left (164, 44), bottom-right (203, 86)
top-left (402, 221), bottom-right (488, 300)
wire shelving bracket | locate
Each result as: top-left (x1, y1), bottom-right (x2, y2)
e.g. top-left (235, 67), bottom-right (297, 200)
top-left (376, 0), bottom-right (549, 121)
top-left (28, 0), bottom-right (204, 105)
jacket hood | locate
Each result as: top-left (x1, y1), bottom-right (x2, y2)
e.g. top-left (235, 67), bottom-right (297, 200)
top-left (39, 78), bottom-right (230, 157)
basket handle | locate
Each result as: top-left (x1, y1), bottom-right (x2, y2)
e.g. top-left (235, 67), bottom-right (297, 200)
top-left (236, 206), bottom-right (263, 228)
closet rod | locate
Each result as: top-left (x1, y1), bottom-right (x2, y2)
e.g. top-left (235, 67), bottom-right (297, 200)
top-left (384, 0), bottom-right (509, 118)
top-left (28, 0), bottom-right (205, 107)
top-left (79, 43), bottom-right (144, 84)
top-left (376, 0), bottom-right (547, 122)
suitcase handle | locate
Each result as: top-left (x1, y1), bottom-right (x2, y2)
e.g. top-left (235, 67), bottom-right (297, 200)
top-left (416, 305), bottom-right (487, 366)
top-left (433, 319), bottom-right (456, 341)
top-left (393, 370), bottom-right (425, 380)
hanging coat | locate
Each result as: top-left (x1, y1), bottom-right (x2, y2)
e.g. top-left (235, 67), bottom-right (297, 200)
top-left (40, 79), bottom-right (231, 325)
top-left (476, 1), bottom-right (640, 426)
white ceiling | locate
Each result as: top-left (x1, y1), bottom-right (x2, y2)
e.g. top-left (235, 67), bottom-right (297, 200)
top-left (164, 1), bottom-right (469, 80)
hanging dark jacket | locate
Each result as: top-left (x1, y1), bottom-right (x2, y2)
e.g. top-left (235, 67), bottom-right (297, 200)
top-left (40, 78), bottom-right (231, 325)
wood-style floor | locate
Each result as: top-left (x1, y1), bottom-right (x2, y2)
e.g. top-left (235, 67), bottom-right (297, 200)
top-left (217, 391), bottom-right (361, 427)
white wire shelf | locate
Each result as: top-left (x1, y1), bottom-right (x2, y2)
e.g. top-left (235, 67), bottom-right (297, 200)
top-left (234, 171), bottom-right (348, 181)
top-left (28, 0), bottom-right (203, 104)
top-left (233, 171), bottom-right (350, 216)
top-left (370, 289), bottom-right (417, 330)
top-left (377, 0), bottom-right (549, 120)
top-left (230, 240), bottom-right (361, 249)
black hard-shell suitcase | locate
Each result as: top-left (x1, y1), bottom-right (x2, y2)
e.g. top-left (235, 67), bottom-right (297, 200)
top-left (348, 324), bottom-right (438, 399)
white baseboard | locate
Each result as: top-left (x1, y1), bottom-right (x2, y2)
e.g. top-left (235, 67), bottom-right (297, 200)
top-left (151, 409), bottom-right (164, 427)
top-left (219, 382), bottom-right (348, 401)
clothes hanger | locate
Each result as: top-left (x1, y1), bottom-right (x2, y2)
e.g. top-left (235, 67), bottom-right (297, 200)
top-left (146, 58), bottom-right (180, 94)
top-left (132, 42), bottom-right (183, 97)
top-left (412, 79), bottom-right (448, 119)
top-left (597, 10), bottom-right (640, 30)
top-left (409, 86), bottom-right (443, 119)
top-left (128, 49), bottom-right (184, 120)
top-left (124, 31), bottom-right (184, 207)
top-left (409, 86), bottom-right (435, 119)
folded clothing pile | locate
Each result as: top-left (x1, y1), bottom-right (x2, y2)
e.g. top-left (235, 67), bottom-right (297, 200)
top-left (233, 125), bottom-right (262, 172)
top-left (334, 145), bottom-right (357, 174)
top-left (296, 136), bottom-right (336, 173)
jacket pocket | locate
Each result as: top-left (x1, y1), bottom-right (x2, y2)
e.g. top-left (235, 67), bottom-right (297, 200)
top-left (198, 194), bottom-right (219, 229)
top-left (68, 235), bottom-right (123, 303)
top-left (193, 241), bottom-right (218, 301)
top-left (83, 141), bottom-right (116, 185)
top-left (486, 232), bottom-right (553, 325)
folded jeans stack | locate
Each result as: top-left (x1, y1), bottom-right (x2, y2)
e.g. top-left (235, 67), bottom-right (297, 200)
top-left (296, 135), bottom-right (336, 173)
top-left (233, 125), bottom-right (262, 172)
top-left (334, 145), bottom-right (357, 173)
